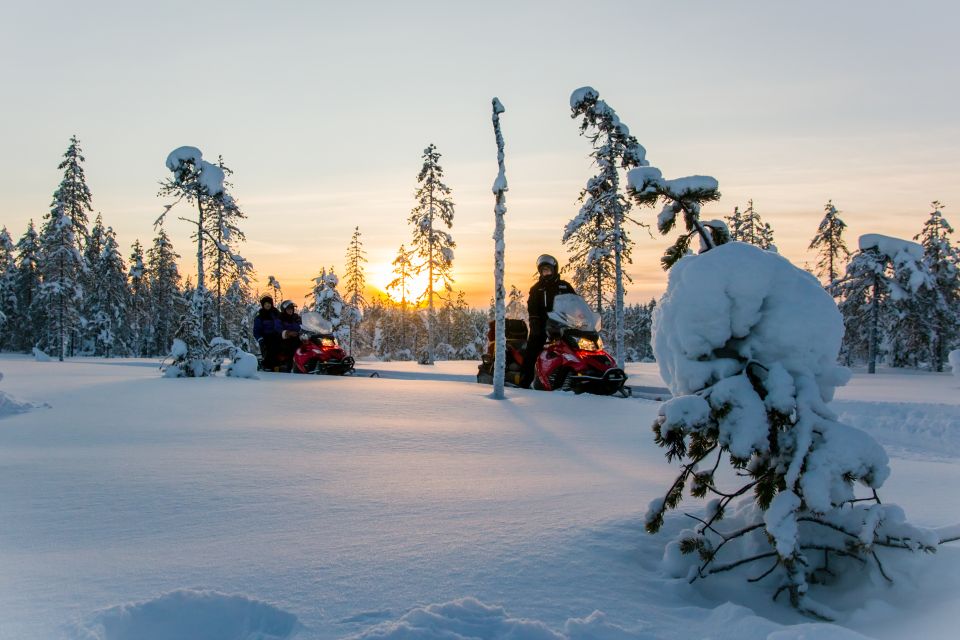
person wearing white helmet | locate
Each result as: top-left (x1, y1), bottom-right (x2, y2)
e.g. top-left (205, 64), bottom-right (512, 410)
top-left (520, 254), bottom-right (576, 388)
top-left (277, 300), bottom-right (302, 372)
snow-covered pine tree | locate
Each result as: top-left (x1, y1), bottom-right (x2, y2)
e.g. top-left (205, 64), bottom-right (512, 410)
top-left (51, 135), bottom-right (94, 249)
top-left (387, 243), bottom-right (416, 352)
top-left (408, 143), bottom-right (456, 365)
top-left (88, 226), bottom-right (130, 357)
top-left (81, 213), bottom-right (107, 353)
top-left (0, 228), bottom-right (18, 348)
top-left (310, 268), bottom-right (346, 338)
top-left (127, 240), bottom-right (151, 357)
top-left (158, 146), bottom-right (242, 374)
top-left (13, 221), bottom-right (41, 352)
top-left (726, 199), bottom-right (775, 250)
top-left (837, 235), bottom-right (929, 373)
top-left (914, 201), bottom-right (960, 371)
top-left (566, 87), bottom-right (648, 368)
top-left (34, 203), bottom-right (85, 361)
top-left (343, 226), bottom-right (367, 355)
top-left (645, 241), bottom-right (939, 619)
top-left (489, 97), bottom-right (509, 396)
top-left (146, 227), bottom-right (182, 356)
top-left (222, 276), bottom-right (255, 351)
top-left (203, 156), bottom-right (251, 337)
top-left (808, 200), bottom-right (850, 296)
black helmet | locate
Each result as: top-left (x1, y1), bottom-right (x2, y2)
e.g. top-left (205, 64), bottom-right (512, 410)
top-left (259, 295), bottom-right (274, 306)
top-left (280, 299), bottom-right (296, 312)
top-left (536, 254), bottom-right (558, 271)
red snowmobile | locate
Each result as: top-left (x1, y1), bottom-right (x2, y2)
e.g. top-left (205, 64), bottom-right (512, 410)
top-left (532, 294), bottom-right (628, 396)
top-left (478, 295), bottom-right (629, 396)
top-left (292, 312), bottom-right (356, 375)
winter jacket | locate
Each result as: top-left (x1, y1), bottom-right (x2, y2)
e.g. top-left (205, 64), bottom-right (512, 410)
top-left (253, 308), bottom-right (282, 341)
top-left (527, 275), bottom-right (576, 339)
top-left (280, 312), bottom-right (302, 335)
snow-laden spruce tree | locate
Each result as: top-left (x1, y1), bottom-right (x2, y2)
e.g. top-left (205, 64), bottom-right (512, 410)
top-left (127, 240), bottom-right (151, 357)
top-left (34, 203), bottom-right (86, 361)
top-left (221, 277), bottom-right (255, 352)
top-left (310, 268), bottom-right (346, 339)
top-left (343, 227), bottom-right (367, 356)
top-left (13, 221), bottom-right (41, 352)
top-left (837, 235), bottom-right (929, 373)
top-left (146, 227), bottom-right (182, 357)
top-left (0, 227), bottom-right (17, 347)
top-left (88, 226), bottom-right (130, 357)
top-left (914, 201), bottom-right (959, 371)
top-left (52, 135), bottom-right (93, 249)
top-left (726, 200), bottom-right (775, 250)
top-left (490, 97), bottom-right (508, 398)
top-left (565, 87), bottom-right (648, 368)
top-left (408, 144), bottom-right (456, 365)
top-left (808, 200), bottom-right (850, 296)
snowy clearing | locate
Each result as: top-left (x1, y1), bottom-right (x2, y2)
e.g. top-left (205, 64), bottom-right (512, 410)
top-left (0, 356), bottom-right (957, 639)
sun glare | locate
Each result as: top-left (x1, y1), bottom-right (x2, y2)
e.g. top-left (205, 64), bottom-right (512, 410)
top-left (370, 263), bottom-right (433, 306)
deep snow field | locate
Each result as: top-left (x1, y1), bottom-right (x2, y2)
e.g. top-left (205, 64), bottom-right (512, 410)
top-left (0, 355), bottom-right (958, 640)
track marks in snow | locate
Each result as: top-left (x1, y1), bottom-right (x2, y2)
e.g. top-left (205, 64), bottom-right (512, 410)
top-left (69, 589), bottom-right (301, 640)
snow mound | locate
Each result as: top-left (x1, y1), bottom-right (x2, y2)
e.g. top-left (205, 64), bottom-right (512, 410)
top-left (70, 589), bottom-right (300, 640)
top-left (346, 597), bottom-right (874, 640)
top-left (32, 347), bottom-right (51, 362)
top-left (653, 242), bottom-right (849, 400)
top-left (834, 400), bottom-right (960, 459)
top-left (225, 351), bottom-right (259, 379)
top-left (949, 350), bottom-right (960, 381)
top-left (0, 371), bottom-right (48, 418)
top-left (345, 597), bottom-right (648, 640)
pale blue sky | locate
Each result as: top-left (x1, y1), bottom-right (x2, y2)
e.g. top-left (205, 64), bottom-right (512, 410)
top-left (1, 0), bottom-right (957, 303)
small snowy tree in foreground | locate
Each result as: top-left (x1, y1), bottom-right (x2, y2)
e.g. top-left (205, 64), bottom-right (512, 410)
top-left (490, 97), bottom-right (508, 399)
top-left (309, 268), bottom-right (346, 339)
top-left (644, 240), bottom-right (943, 619)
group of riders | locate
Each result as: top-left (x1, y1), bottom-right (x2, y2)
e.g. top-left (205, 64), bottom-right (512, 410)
top-left (253, 296), bottom-right (303, 372)
top-left (253, 254), bottom-right (574, 385)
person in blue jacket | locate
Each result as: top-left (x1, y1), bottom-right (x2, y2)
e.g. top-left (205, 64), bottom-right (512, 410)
top-left (278, 300), bottom-right (303, 372)
top-left (253, 295), bottom-right (283, 370)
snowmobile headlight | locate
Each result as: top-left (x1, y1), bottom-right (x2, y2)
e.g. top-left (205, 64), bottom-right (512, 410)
top-left (576, 337), bottom-right (599, 351)
top-left (320, 337), bottom-right (337, 347)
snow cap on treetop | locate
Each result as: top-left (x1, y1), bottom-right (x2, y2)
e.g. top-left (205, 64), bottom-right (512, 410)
top-left (570, 86), bottom-right (599, 109)
top-left (858, 234), bottom-right (923, 261)
top-left (492, 97), bottom-right (505, 114)
top-left (165, 146), bottom-right (203, 172)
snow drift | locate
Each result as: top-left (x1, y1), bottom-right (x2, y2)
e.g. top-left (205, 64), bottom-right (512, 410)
top-left (70, 589), bottom-right (300, 640)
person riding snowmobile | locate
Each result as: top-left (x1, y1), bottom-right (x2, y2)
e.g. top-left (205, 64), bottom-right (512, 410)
top-left (278, 300), bottom-right (302, 372)
top-left (253, 295), bottom-right (282, 370)
top-left (520, 254), bottom-right (576, 388)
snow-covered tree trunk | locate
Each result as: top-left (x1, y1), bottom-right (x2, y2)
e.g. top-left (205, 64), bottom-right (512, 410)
top-left (490, 97), bottom-right (508, 399)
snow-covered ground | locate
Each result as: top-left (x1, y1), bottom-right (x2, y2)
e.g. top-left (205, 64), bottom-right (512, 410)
top-left (0, 356), bottom-right (957, 640)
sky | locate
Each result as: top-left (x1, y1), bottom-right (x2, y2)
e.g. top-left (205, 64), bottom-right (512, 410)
top-left (1, 0), bottom-right (957, 307)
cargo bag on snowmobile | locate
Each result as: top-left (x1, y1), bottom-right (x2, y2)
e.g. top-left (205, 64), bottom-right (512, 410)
top-left (477, 319), bottom-right (527, 386)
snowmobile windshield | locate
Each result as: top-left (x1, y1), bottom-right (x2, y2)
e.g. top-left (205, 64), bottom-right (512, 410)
top-left (300, 311), bottom-right (334, 335)
top-left (547, 294), bottom-right (601, 332)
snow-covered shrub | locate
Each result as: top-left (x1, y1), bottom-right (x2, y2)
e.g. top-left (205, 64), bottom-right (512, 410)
top-left (949, 349), bottom-right (960, 380)
top-left (32, 347), bottom-right (51, 362)
top-left (646, 242), bottom-right (939, 619)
